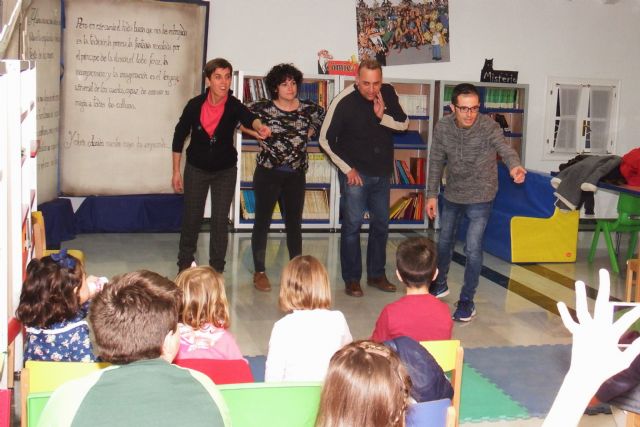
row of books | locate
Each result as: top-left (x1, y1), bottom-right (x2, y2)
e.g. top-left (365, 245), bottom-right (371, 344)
top-left (242, 78), bottom-right (334, 110)
top-left (398, 94), bottom-right (429, 117)
top-left (239, 189), bottom-right (330, 221)
top-left (389, 192), bottom-right (424, 221)
top-left (240, 152), bottom-right (332, 184)
top-left (392, 157), bottom-right (426, 185)
top-left (443, 86), bottom-right (521, 110)
top-left (483, 88), bottom-right (520, 109)
top-left (298, 81), bottom-right (333, 110)
top-left (243, 78), bottom-right (269, 103)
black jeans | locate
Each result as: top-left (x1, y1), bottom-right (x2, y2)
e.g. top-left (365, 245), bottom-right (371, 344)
top-left (251, 166), bottom-right (305, 272)
top-left (178, 163), bottom-right (236, 272)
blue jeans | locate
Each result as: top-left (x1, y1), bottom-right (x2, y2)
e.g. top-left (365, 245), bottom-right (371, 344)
top-left (434, 198), bottom-right (493, 303)
top-left (339, 172), bottom-right (390, 283)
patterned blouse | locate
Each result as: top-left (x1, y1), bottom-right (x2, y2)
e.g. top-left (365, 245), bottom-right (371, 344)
top-left (249, 99), bottom-right (325, 172)
top-left (24, 302), bottom-right (97, 362)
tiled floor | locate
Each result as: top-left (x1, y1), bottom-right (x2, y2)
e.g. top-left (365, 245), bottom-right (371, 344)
top-left (60, 229), bottom-right (631, 426)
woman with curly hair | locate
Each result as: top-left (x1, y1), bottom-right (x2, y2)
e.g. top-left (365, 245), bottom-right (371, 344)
top-left (246, 63), bottom-right (326, 291)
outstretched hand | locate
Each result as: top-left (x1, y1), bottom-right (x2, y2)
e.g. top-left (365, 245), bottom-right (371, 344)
top-left (558, 269), bottom-right (640, 384)
top-left (543, 269), bottom-right (640, 427)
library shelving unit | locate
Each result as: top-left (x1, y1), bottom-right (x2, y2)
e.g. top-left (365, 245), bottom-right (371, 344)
top-left (1, 60), bottom-right (37, 388)
top-left (333, 77), bottom-right (435, 230)
top-left (436, 80), bottom-right (528, 164)
top-left (232, 71), bottom-right (340, 230)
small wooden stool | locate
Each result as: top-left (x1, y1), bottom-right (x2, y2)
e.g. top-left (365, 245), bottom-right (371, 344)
top-left (626, 259), bottom-right (640, 302)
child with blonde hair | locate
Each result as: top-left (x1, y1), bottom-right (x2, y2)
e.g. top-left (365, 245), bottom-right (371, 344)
top-left (174, 266), bottom-right (243, 361)
top-left (265, 255), bottom-right (352, 382)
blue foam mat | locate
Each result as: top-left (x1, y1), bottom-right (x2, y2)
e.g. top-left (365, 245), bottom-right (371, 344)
top-left (465, 344), bottom-right (571, 417)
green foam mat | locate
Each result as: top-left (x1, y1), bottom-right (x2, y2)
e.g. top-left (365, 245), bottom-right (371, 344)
top-left (460, 364), bottom-right (529, 422)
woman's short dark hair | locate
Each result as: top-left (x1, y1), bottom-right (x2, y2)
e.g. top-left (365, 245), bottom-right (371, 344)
top-left (203, 58), bottom-right (233, 79)
top-left (264, 63), bottom-right (303, 99)
top-left (451, 83), bottom-right (480, 105)
top-left (89, 270), bottom-right (182, 365)
top-left (16, 255), bottom-right (84, 328)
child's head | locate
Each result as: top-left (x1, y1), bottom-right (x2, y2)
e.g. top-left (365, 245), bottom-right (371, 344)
top-left (88, 270), bottom-right (182, 364)
top-left (395, 237), bottom-right (438, 288)
top-left (315, 340), bottom-right (412, 427)
top-left (16, 251), bottom-right (85, 327)
top-left (279, 255), bottom-right (331, 312)
top-left (175, 266), bottom-right (230, 329)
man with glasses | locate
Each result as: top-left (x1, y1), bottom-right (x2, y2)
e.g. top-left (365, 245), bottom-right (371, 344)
top-left (426, 83), bottom-right (526, 322)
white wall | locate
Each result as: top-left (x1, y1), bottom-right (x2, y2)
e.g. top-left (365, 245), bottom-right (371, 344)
top-left (208, 0), bottom-right (640, 174)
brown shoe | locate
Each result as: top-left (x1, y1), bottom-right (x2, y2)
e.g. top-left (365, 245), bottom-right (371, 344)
top-left (253, 272), bottom-right (271, 292)
top-left (345, 281), bottom-right (363, 297)
top-left (367, 276), bottom-right (397, 292)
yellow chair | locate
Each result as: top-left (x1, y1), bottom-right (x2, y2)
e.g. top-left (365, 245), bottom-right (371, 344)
top-left (421, 340), bottom-right (464, 427)
top-left (31, 211), bottom-right (85, 264)
top-left (21, 360), bottom-right (110, 427)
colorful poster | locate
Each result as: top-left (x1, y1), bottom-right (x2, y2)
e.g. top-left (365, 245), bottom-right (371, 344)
top-left (356, 0), bottom-right (450, 66)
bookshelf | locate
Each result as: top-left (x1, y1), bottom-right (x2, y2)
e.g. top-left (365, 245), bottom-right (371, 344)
top-left (333, 77), bottom-right (435, 230)
top-left (436, 80), bottom-right (528, 164)
top-left (232, 71), bottom-right (340, 230)
top-left (1, 60), bottom-right (37, 388)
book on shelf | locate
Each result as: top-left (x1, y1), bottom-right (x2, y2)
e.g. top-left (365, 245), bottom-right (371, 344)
top-left (409, 157), bottom-right (426, 185)
top-left (398, 94), bottom-right (429, 116)
top-left (240, 189), bottom-right (284, 221)
top-left (298, 80), bottom-right (333, 110)
top-left (302, 189), bottom-right (330, 220)
top-left (241, 152), bottom-right (258, 182)
top-left (395, 160), bottom-right (416, 185)
top-left (389, 193), bottom-right (424, 221)
top-left (307, 153), bottom-right (331, 184)
top-left (484, 88), bottom-right (518, 109)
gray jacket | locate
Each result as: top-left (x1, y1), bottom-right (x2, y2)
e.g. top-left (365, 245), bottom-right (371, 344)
top-left (427, 114), bottom-right (521, 204)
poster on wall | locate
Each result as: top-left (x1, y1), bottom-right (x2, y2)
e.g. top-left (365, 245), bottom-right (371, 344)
top-left (356, 0), bottom-right (450, 66)
top-left (59, 0), bottom-right (207, 196)
top-left (22, 0), bottom-right (62, 203)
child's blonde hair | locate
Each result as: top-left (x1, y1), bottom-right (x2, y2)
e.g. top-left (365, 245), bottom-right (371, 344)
top-left (279, 255), bottom-right (331, 312)
top-left (175, 266), bottom-right (230, 329)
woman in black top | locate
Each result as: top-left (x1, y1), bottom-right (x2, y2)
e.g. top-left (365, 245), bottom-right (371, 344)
top-left (245, 64), bottom-right (325, 291)
top-left (172, 58), bottom-right (270, 273)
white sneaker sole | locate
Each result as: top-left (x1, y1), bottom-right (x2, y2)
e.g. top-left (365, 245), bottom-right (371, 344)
top-left (453, 308), bottom-right (477, 322)
top-left (435, 289), bottom-right (450, 299)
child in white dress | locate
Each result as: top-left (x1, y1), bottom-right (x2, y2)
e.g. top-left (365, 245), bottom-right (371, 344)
top-left (265, 255), bottom-right (352, 382)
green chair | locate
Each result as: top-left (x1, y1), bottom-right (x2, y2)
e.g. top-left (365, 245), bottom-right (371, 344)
top-left (218, 382), bottom-right (322, 427)
top-left (26, 392), bottom-right (52, 427)
top-left (588, 193), bottom-right (640, 273)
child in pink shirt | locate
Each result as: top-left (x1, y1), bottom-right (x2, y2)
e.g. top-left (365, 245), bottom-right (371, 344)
top-left (174, 266), bottom-right (243, 361)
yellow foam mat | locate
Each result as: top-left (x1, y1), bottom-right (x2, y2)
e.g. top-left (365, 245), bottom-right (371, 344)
top-left (510, 208), bottom-right (579, 263)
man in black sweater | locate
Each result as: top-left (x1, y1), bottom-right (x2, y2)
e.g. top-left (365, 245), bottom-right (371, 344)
top-left (319, 59), bottom-right (409, 297)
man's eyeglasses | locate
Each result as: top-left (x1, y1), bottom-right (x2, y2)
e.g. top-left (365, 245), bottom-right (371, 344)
top-left (454, 105), bottom-right (481, 114)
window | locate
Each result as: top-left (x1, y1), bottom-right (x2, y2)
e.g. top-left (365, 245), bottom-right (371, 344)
top-left (544, 77), bottom-right (619, 157)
